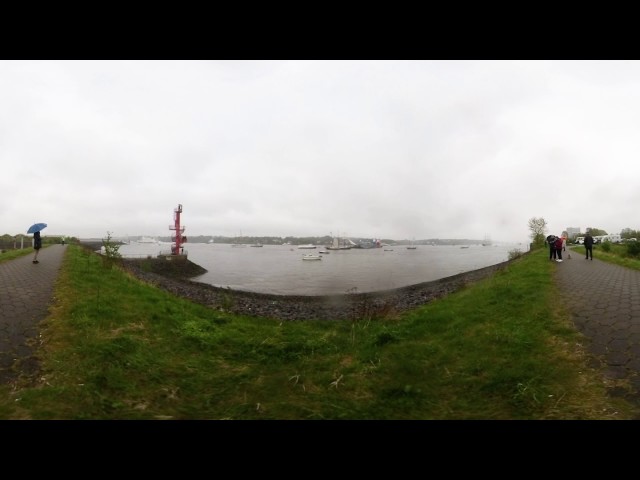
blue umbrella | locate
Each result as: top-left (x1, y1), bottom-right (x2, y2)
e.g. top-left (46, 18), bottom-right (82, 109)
top-left (27, 223), bottom-right (47, 234)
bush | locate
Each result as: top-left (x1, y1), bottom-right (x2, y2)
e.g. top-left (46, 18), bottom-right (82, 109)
top-left (101, 231), bottom-right (122, 269)
top-left (508, 249), bottom-right (523, 260)
top-left (601, 241), bottom-right (611, 252)
top-left (627, 240), bottom-right (640, 258)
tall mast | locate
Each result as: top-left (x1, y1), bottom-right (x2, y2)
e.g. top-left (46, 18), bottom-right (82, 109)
top-left (169, 204), bottom-right (186, 255)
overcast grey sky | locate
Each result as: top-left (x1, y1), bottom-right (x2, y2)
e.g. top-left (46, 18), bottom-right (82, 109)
top-left (2, 60), bottom-right (639, 243)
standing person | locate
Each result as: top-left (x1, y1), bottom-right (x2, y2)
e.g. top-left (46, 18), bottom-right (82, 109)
top-left (32, 230), bottom-right (42, 263)
top-left (584, 231), bottom-right (594, 260)
top-left (554, 235), bottom-right (564, 262)
top-left (547, 235), bottom-right (557, 261)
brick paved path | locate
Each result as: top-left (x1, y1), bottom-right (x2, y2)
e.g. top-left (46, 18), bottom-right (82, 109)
top-left (555, 248), bottom-right (640, 405)
top-left (0, 245), bottom-right (66, 384)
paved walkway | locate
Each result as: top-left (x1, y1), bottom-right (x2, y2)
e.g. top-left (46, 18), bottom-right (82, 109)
top-left (555, 247), bottom-right (640, 406)
top-left (0, 245), bottom-right (66, 384)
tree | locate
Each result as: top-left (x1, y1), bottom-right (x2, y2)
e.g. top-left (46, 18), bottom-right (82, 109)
top-left (528, 217), bottom-right (547, 248)
top-left (586, 227), bottom-right (608, 236)
top-left (101, 231), bottom-right (122, 268)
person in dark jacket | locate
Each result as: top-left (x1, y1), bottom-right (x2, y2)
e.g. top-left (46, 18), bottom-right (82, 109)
top-left (32, 230), bottom-right (42, 263)
top-left (547, 235), bottom-right (557, 261)
top-left (584, 231), bottom-right (594, 260)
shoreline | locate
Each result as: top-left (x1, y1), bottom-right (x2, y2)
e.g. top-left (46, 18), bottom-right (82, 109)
top-left (120, 256), bottom-right (515, 321)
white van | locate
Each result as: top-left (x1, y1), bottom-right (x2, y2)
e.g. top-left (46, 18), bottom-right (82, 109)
top-left (600, 234), bottom-right (621, 243)
top-left (608, 234), bottom-right (622, 243)
top-left (575, 237), bottom-right (585, 245)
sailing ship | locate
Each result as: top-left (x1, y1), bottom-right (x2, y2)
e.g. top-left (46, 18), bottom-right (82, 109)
top-left (231, 231), bottom-right (247, 247)
top-left (326, 234), bottom-right (355, 250)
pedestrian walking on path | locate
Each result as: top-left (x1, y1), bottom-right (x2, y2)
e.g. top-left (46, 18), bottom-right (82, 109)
top-left (27, 222), bottom-right (47, 264)
top-left (554, 235), bottom-right (564, 262)
top-left (547, 235), bottom-right (557, 261)
top-left (584, 231), bottom-right (594, 260)
top-left (32, 230), bottom-right (42, 263)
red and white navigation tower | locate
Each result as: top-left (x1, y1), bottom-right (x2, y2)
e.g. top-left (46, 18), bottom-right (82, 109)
top-left (169, 204), bottom-right (187, 256)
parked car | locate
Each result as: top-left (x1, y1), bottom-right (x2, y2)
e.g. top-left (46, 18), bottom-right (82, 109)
top-left (575, 237), bottom-right (585, 245)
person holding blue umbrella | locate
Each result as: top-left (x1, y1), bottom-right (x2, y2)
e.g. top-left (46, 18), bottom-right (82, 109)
top-left (27, 223), bottom-right (47, 264)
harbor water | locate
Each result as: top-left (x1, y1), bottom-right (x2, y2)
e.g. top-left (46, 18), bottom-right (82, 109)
top-left (116, 242), bottom-right (525, 296)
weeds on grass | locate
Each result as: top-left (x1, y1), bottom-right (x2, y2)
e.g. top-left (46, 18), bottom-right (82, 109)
top-left (219, 288), bottom-right (235, 311)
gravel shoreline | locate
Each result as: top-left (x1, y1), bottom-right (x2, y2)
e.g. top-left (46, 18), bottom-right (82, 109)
top-left (120, 256), bottom-right (514, 321)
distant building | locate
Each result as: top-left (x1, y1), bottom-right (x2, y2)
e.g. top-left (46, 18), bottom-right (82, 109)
top-left (566, 227), bottom-right (581, 240)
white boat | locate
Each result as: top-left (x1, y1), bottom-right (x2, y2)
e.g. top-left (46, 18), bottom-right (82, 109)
top-left (137, 236), bottom-right (158, 244)
top-left (298, 244), bottom-right (316, 249)
top-left (302, 254), bottom-right (322, 261)
top-left (318, 250), bottom-right (330, 254)
top-left (407, 237), bottom-right (417, 249)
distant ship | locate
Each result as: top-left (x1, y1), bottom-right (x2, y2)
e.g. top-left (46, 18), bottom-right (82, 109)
top-left (137, 236), bottom-right (158, 244)
top-left (353, 238), bottom-right (382, 249)
top-left (482, 235), bottom-right (492, 246)
top-left (326, 236), bottom-right (355, 250)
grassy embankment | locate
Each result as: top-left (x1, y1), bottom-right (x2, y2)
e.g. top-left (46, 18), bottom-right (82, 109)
top-left (0, 243), bottom-right (637, 419)
top-left (0, 247), bottom-right (34, 263)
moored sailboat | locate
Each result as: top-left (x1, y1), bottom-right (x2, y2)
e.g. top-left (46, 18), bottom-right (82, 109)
top-left (326, 235), bottom-right (355, 250)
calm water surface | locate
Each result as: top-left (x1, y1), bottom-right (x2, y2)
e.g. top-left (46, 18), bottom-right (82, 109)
top-left (118, 243), bottom-right (525, 296)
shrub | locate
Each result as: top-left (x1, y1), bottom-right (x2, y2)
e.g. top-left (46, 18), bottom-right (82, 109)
top-left (601, 241), bottom-right (611, 252)
top-left (101, 231), bottom-right (122, 269)
top-left (508, 248), bottom-right (523, 260)
top-left (627, 240), bottom-right (640, 258)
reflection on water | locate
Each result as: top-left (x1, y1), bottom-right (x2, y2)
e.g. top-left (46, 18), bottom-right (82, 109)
top-left (118, 242), bottom-right (524, 296)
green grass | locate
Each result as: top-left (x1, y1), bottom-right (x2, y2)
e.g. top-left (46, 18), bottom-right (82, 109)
top-left (0, 247), bottom-right (35, 263)
top-left (0, 244), bottom-right (636, 419)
